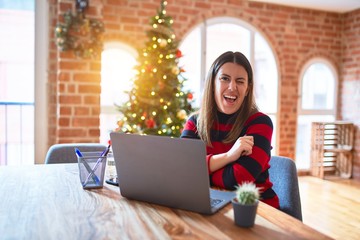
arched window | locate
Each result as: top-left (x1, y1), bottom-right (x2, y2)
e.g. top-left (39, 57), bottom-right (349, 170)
top-left (179, 17), bottom-right (279, 152)
top-left (100, 42), bottom-right (137, 144)
top-left (296, 59), bottom-right (338, 169)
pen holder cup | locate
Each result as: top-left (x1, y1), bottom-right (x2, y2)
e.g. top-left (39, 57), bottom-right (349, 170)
top-left (77, 151), bottom-right (108, 189)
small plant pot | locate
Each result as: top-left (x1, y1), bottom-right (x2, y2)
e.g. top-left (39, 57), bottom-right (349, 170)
top-left (231, 199), bottom-right (259, 227)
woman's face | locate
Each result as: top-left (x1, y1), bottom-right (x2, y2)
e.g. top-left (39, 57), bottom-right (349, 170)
top-left (214, 62), bottom-right (249, 115)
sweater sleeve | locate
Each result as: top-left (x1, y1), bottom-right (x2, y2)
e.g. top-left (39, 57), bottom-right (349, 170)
top-left (181, 115), bottom-right (214, 173)
top-left (211, 112), bottom-right (273, 190)
top-left (180, 115), bottom-right (200, 139)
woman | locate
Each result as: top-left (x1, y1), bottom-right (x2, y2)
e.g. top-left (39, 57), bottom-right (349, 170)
top-left (181, 51), bottom-right (279, 208)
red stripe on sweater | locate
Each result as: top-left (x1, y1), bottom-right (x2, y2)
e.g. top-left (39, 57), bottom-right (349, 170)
top-left (233, 164), bottom-right (255, 183)
top-left (183, 118), bottom-right (197, 132)
top-left (214, 122), bottom-right (232, 132)
top-left (211, 168), bottom-right (225, 188)
top-left (207, 142), bottom-right (232, 155)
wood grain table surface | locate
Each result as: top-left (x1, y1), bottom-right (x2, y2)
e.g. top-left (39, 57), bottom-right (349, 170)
top-left (0, 164), bottom-right (333, 240)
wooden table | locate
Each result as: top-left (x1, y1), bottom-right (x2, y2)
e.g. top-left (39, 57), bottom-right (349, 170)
top-left (0, 164), bottom-right (332, 240)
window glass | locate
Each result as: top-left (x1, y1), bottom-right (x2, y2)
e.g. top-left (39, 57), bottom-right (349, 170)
top-left (301, 63), bottom-right (335, 110)
top-left (179, 28), bottom-right (202, 107)
top-left (101, 48), bottom-right (136, 106)
top-left (254, 33), bottom-right (278, 113)
top-left (296, 61), bottom-right (337, 170)
top-left (100, 45), bottom-right (137, 144)
top-left (0, 0), bottom-right (34, 165)
top-left (206, 23), bottom-right (250, 71)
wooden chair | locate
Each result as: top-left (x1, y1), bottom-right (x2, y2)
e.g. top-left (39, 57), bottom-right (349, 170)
top-left (45, 143), bottom-right (107, 164)
top-left (269, 156), bottom-right (303, 221)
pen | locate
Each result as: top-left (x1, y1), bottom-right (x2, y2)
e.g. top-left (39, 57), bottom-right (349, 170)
top-left (75, 148), bottom-right (100, 185)
top-left (82, 145), bottom-right (111, 187)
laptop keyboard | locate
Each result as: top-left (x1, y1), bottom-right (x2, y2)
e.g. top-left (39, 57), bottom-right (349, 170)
top-left (210, 198), bottom-right (224, 207)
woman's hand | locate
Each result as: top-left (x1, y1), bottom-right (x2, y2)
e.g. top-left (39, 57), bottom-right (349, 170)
top-left (226, 135), bottom-right (254, 162)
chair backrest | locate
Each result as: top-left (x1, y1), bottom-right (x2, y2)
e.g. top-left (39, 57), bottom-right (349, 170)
top-left (45, 143), bottom-right (107, 164)
top-left (269, 156), bottom-right (303, 221)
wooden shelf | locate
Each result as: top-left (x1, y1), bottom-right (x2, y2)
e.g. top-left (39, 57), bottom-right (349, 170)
top-left (310, 121), bottom-right (354, 179)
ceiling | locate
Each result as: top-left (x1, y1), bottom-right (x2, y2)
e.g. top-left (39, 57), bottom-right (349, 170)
top-left (249, 0), bottom-right (360, 13)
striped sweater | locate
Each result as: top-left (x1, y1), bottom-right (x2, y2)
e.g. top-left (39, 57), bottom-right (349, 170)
top-left (181, 111), bottom-right (279, 208)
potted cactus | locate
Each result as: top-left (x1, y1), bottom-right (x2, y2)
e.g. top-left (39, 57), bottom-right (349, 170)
top-left (232, 182), bottom-right (260, 227)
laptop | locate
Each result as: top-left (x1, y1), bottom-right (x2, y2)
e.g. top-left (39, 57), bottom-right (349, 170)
top-left (110, 132), bottom-right (235, 215)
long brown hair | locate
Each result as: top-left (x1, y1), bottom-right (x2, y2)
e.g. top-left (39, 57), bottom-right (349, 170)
top-left (197, 51), bottom-right (258, 146)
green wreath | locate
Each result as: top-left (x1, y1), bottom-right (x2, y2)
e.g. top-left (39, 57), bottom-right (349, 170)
top-left (55, 10), bottom-right (105, 59)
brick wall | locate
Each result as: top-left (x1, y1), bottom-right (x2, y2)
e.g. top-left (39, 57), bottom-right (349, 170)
top-left (48, 0), bottom-right (360, 179)
top-left (342, 9), bottom-right (360, 179)
top-left (48, 0), bottom-right (103, 144)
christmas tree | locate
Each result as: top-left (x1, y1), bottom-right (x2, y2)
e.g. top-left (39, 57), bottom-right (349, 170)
top-left (116, 0), bottom-right (193, 137)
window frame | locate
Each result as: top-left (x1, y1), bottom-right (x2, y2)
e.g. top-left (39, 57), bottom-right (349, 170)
top-left (35, 0), bottom-right (48, 164)
top-left (295, 58), bottom-right (338, 169)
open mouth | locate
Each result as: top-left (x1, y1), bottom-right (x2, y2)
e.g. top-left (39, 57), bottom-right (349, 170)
top-left (224, 95), bottom-right (237, 103)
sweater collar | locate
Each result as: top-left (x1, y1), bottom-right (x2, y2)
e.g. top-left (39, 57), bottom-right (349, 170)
top-left (217, 110), bottom-right (236, 123)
